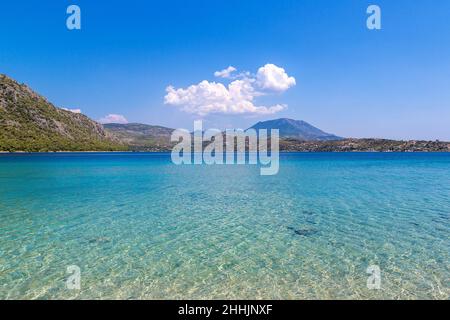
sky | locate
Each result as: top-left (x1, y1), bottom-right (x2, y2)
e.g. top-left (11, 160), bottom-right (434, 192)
top-left (1, 0), bottom-right (449, 140)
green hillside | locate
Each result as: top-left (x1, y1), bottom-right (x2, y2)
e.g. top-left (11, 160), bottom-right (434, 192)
top-left (0, 74), bottom-right (127, 152)
top-left (104, 123), bottom-right (175, 151)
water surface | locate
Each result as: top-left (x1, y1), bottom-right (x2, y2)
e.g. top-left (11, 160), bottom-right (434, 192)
top-left (0, 153), bottom-right (449, 299)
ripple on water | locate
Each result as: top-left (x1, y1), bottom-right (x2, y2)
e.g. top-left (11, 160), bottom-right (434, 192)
top-left (0, 153), bottom-right (449, 299)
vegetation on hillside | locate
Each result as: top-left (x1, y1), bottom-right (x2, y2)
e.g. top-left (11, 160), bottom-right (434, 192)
top-left (0, 74), bottom-right (127, 152)
top-left (104, 123), bottom-right (175, 151)
top-left (279, 138), bottom-right (450, 152)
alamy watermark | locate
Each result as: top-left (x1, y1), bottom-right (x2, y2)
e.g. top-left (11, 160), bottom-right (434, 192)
top-left (66, 5), bottom-right (81, 30)
top-left (171, 120), bottom-right (279, 176)
top-left (66, 265), bottom-right (81, 290)
top-left (367, 265), bottom-right (381, 290)
top-left (367, 5), bottom-right (381, 30)
top-left (65, 5), bottom-right (380, 31)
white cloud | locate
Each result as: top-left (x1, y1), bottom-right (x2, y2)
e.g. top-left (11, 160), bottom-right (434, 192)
top-left (214, 66), bottom-right (237, 78)
top-left (62, 108), bottom-right (82, 114)
top-left (256, 64), bottom-right (296, 91)
top-left (165, 64), bottom-right (295, 116)
top-left (98, 114), bottom-right (128, 124)
top-left (165, 79), bottom-right (285, 116)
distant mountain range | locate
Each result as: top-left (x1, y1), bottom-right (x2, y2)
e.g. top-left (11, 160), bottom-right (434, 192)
top-left (1, 74), bottom-right (449, 152)
top-left (103, 118), bottom-right (344, 151)
top-left (104, 123), bottom-right (449, 152)
top-left (248, 118), bottom-right (343, 141)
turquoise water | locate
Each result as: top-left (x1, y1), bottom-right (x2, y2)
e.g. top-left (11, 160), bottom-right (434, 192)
top-left (0, 152), bottom-right (448, 300)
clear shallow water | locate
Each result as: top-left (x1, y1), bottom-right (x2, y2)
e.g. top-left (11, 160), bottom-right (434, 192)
top-left (0, 152), bottom-right (448, 300)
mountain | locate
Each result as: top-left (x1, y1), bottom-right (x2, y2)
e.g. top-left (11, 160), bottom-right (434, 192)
top-left (0, 74), bottom-right (126, 152)
top-left (249, 118), bottom-right (343, 141)
top-left (104, 118), bottom-right (342, 151)
top-left (104, 123), bottom-right (175, 151)
top-left (103, 121), bottom-right (449, 152)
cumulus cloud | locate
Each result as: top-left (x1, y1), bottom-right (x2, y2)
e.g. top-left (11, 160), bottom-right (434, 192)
top-left (256, 64), bottom-right (296, 91)
top-left (165, 64), bottom-right (295, 116)
top-left (214, 66), bottom-right (237, 78)
top-left (98, 114), bottom-right (128, 124)
top-left (62, 108), bottom-right (82, 114)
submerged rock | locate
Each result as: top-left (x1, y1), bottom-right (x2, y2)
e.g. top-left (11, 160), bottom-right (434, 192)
top-left (88, 237), bottom-right (111, 244)
top-left (306, 217), bottom-right (318, 225)
top-left (287, 226), bottom-right (318, 237)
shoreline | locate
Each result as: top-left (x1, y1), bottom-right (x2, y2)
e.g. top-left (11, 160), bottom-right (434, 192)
top-left (1, 150), bottom-right (450, 154)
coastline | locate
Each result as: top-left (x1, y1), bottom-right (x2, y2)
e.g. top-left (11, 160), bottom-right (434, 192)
top-left (1, 139), bottom-right (449, 154)
top-left (0, 150), bottom-right (134, 154)
top-left (1, 150), bottom-right (450, 154)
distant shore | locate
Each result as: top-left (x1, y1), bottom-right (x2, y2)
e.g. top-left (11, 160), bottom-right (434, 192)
top-left (1, 138), bottom-right (449, 153)
top-left (2, 150), bottom-right (450, 154)
top-left (0, 150), bottom-right (134, 154)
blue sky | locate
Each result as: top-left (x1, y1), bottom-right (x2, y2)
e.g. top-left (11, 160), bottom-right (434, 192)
top-left (1, 0), bottom-right (449, 140)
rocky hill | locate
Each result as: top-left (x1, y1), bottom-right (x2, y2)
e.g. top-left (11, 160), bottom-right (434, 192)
top-left (0, 74), bottom-right (126, 152)
top-left (249, 118), bottom-right (343, 141)
top-left (104, 123), bottom-right (175, 151)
